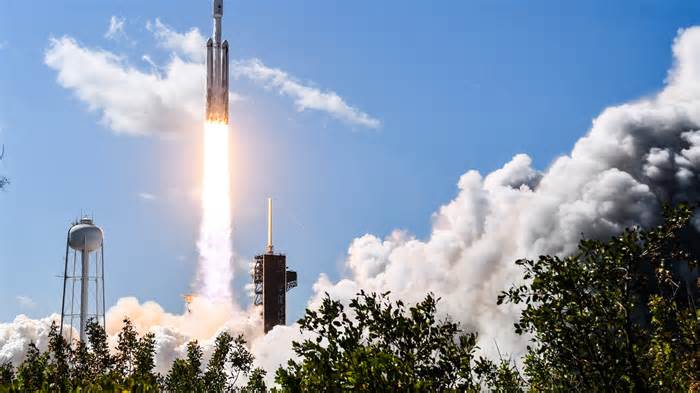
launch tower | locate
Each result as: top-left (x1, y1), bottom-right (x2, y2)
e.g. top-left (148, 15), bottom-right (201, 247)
top-left (252, 199), bottom-right (298, 333)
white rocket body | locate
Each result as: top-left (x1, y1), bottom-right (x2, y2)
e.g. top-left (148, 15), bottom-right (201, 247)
top-left (206, 0), bottom-right (229, 124)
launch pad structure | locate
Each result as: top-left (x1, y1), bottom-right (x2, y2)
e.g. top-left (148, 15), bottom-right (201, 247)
top-left (252, 198), bottom-right (298, 333)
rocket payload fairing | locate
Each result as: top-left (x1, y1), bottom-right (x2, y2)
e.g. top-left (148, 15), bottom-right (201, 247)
top-left (206, 0), bottom-right (229, 124)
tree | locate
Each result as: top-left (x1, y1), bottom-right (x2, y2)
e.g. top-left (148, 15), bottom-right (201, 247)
top-left (275, 291), bottom-right (481, 392)
top-left (243, 367), bottom-right (267, 393)
top-left (228, 334), bottom-right (254, 387)
top-left (115, 318), bottom-right (139, 379)
top-left (70, 339), bottom-right (91, 386)
top-left (133, 331), bottom-right (160, 388)
top-left (203, 332), bottom-right (234, 392)
top-left (0, 361), bottom-right (14, 388)
top-left (473, 358), bottom-right (523, 393)
top-left (165, 340), bottom-right (204, 392)
top-left (46, 321), bottom-right (71, 391)
top-left (86, 318), bottom-right (114, 380)
top-left (499, 204), bottom-right (700, 391)
top-left (15, 342), bottom-right (48, 391)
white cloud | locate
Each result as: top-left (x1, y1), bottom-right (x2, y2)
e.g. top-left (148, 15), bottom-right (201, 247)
top-left (44, 19), bottom-right (378, 136)
top-left (146, 18), bottom-right (206, 63)
top-left (138, 192), bottom-right (157, 201)
top-left (234, 59), bottom-right (381, 129)
top-left (105, 16), bottom-right (127, 41)
top-left (44, 36), bottom-right (204, 136)
top-left (15, 296), bottom-right (35, 309)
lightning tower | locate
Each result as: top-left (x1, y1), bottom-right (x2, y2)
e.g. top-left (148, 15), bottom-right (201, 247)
top-left (252, 199), bottom-right (298, 333)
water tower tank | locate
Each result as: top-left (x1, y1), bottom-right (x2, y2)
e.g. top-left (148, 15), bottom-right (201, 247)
top-left (68, 218), bottom-right (103, 251)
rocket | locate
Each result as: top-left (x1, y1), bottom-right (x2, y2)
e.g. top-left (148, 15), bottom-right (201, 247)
top-left (205, 0), bottom-right (229, 124)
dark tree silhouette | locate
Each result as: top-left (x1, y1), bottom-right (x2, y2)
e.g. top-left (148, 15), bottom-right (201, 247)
top-left (275, 291), bottom-right (481, 391)
top-left (499, 204), bottom-right (700, 391)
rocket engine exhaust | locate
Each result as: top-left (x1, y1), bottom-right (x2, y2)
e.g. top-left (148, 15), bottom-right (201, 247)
top-left (197, 0), bottom-right (234, 302)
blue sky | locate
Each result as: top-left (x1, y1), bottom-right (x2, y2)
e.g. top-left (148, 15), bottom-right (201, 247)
top-left (1, 0), bottom-right (699, 323)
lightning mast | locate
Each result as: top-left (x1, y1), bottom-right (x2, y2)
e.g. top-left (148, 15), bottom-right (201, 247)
top-left (252, 198), bottom-right (298, 333)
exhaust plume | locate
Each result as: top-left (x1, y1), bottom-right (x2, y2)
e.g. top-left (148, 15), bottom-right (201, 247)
top-left (196, 122), bottom-right (234, 302)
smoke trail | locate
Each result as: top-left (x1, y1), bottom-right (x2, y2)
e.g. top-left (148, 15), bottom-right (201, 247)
top-left (196, 122), bottom-right (233, 302)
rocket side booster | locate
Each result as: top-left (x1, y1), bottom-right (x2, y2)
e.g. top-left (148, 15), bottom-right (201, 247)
top-left (206, 0), bottom-right (229, 124)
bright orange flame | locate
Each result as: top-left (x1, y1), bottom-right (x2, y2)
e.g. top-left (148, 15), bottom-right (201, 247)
top-left (196, 121), bottom-right (233, 301)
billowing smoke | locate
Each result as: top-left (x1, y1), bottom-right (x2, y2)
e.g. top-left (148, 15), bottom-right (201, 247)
top-left (102, 296), bottom-right (262, 374)
top-left (0, 315), bottom-right (59, 365)
top-left (299, 27), bottom-right (700, 360)
top-left (4, 19), bottom-right (700, 386)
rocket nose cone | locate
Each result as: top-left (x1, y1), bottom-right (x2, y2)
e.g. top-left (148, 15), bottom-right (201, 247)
top-left (213, 0), bottom-right (223, 17)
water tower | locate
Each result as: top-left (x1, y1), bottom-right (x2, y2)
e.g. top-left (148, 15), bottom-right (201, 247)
top-left (60, 217), bottom-right (106, 341)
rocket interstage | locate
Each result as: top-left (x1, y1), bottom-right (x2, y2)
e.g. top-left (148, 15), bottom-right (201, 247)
top-left (206, 0), bottom-right (229, 124)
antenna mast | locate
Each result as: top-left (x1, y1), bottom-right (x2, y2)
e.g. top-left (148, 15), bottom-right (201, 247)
top-left (267, 197), bottom-right (273, 254)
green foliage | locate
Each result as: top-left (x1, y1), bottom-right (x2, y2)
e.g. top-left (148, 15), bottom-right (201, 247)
top-left (166, 340), bottom-right (204, 392)
top-left (46, 321), bottom-right (71, 391)
top-left (646, 294), bottom-right (699, 391)
top-left (86, 318), bottom-right (113, 381)
top-left (198, 332), bottom-right (256, 392)
top-left (115, 317), bottom-right (139, 378)
top-left (243, 367), bottom-right (268, 393)
top-left (203, 331), bottom-right (234, 391)
top-left (499, 204), bottom-right (700, 391)
top-left (0, 362), bottom-right (14, 387)
top-left (133, 331), bottom-right (160, 387)
top-left (228, 334), bottom-right (255, 386)
top-left (69, 339), bottom-right (91, 386)
top-left (1, 204), bottom-right (698, 392)
top-left (473, 357), bottom-right (523, 393)
top-left (275, 291), bottom-right (481, 392)
top-left (15, 342), bottom-right (48, 391)
top-left (0, 319), bottom-right (162, 392)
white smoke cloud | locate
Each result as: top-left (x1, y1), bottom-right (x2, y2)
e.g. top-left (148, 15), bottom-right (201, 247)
top-left (0, 314), bottom-right (58, 365)
top-left (5, 19), bottom-right (695, 386)
top-left (301, 27), bottom-right (700, 360)
top-left (104, 296), bottom-right (264, 374)
top-left (44, 19), bottom-right (379, 136)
